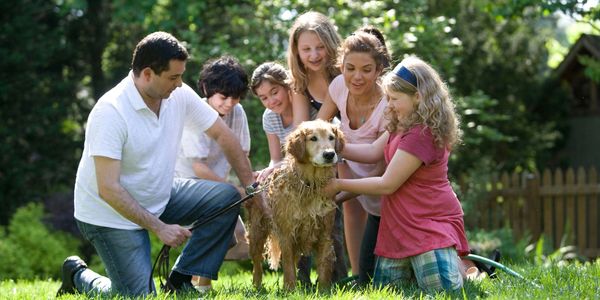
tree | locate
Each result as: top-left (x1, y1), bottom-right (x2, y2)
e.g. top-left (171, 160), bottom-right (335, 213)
top-left (1, 0), bottom-right (595, 224)
top-left (0, 0), bottom-right (86, 223)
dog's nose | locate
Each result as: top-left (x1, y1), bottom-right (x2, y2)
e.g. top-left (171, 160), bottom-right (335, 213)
top-left (323, 151), bottom-right (335, 161)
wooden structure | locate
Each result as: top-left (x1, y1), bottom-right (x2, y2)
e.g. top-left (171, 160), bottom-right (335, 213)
top-left (556, 34), bottom-right (600, 115)
top-left (474, 167), bottom-right (599, 259)
top-left (555, 34), bottom-right (600, 171)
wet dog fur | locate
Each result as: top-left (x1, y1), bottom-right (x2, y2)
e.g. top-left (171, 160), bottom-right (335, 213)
top-left (248, 120), bottom-right (345, 290)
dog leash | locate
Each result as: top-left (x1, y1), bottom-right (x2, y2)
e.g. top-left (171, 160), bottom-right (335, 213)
top-left (150, 182), bottom-right (262, 293)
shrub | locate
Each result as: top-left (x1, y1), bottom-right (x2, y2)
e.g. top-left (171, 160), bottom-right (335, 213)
top-left (0, 203), bottom-right (80, 280)
top-left (466, 227), bottom-right (530, 263)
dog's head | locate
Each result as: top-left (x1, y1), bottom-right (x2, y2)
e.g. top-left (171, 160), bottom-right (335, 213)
top-left (285, 119), bottom-right (345, 166)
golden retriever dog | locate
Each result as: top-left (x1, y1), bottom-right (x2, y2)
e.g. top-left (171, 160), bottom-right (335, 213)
top-left (248, 119), bottom-right (345, 290)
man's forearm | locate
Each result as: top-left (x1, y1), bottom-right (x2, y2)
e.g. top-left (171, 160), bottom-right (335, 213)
top-left (98, 182), bottom-right (164, 232)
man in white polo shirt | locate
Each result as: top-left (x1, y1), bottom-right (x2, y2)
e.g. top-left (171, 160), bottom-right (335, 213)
top-left (56, 31), bottom-right (261, 297)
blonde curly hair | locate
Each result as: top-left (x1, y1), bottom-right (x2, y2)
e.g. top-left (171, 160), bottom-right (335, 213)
top-left (382, 56), bottom-right (462, 149)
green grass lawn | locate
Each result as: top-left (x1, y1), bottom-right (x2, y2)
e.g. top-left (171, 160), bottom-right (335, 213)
top-left (2, 260), bottom-right (598, 299)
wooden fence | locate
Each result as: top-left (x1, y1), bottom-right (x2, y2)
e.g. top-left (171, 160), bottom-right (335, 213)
top-left (473, 167), bottom-right (599, 259)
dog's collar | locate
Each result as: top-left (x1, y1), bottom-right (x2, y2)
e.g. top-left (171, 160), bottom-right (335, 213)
top-left (293, 169), bottom-right (315, 189)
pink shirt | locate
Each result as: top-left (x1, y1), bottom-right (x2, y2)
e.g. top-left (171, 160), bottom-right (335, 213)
top-left (375, 125), bottom-right (469, 258)
top-left (329, 75), bottom-right (386, 215)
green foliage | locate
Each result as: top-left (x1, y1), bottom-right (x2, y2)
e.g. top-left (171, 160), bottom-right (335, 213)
top-left (525, 234), bottom-right (586, 267)
top-left (452, 92), bottom-right (514, 174)
top-left (0, 203), bottom-right (80, 280)
top-left (2, 0), bottom-right (597, 228)
top-left (579, 55), bottom-right (600, 83)
top-left (0, 0), bottom-right (87, 223)
top-left (467, 227), bottom-right (531, 264)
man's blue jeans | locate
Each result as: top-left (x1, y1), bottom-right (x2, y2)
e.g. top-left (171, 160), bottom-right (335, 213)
top-left (73, 178), bottom-right (240, 296)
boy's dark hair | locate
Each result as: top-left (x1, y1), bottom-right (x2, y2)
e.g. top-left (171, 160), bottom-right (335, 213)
top-left (197, 56), bottom-right (249, 100)
top-left (131, 31), bottom-right (188, 77)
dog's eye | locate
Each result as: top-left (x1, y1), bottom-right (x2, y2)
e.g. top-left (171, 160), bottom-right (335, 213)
top-left (310, 136), bottom-right (317, 141)
top-left (329, 135), bottom-right (335, 141)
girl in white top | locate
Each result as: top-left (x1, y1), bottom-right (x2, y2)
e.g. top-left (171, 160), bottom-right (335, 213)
top-left (317, 26), bottom-right (391, 285)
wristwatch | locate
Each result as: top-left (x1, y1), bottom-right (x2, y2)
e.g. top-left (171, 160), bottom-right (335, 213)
top-left (245, 182), bottom-right (258, 195)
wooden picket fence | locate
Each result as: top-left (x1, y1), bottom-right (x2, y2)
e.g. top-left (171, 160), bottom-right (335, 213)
top-left (473, 166), bottom-right (599, 259)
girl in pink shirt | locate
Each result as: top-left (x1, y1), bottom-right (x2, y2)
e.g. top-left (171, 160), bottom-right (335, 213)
top-left (325, 56), bottom-right (470, 293)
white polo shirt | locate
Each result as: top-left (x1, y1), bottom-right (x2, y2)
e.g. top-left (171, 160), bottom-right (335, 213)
top-left (74, 72), bottom-right (218, 229)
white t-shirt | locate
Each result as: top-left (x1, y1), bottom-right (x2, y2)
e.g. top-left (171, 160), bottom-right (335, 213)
top-left (175, 103), bottom-right (250, 179)
top-left (74, 72), bottom-right (218, 229)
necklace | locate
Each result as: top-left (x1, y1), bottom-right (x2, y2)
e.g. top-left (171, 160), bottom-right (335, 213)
top-left (350, 91), bottom-right (381, 126)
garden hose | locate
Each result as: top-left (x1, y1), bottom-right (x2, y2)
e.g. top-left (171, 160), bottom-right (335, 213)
top-left (464, 253), bottom-right (542, 288)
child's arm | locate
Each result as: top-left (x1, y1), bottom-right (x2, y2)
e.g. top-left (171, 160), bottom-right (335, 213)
top-left (325, 149), bottom-right (422, 197)
top-left (291, 91), bottom-right (311, 127)
top-left (256, 133), bottom-right (283, 182)
top-left (342, 132), bottom-right (389, 164)
top-left (316, 93), bottom-right (339, 122)
top-left (266, 133), bottom-right (283, 167)
top-left (192, 158), bottom-right (226, 182)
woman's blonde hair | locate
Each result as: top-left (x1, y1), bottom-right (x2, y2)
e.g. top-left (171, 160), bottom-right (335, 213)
top-left (382, 56), bottom-right (462, 149)
top-left (287, 11), bottom-right (341, 94)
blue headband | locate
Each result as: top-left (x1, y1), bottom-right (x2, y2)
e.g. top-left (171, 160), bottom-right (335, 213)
top-left (393, 64), bottom-right (417, 87)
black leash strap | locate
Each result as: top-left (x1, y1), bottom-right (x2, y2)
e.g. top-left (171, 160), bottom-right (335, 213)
top-left (150, 184), bottom-right (260, 293)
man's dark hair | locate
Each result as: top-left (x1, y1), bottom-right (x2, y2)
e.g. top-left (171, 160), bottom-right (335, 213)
top-left (131, 31), bottom-right (188, 77)
top-left (197, 56), bottom-right (249, 100)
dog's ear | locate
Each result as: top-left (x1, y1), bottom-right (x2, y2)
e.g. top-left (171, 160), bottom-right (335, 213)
top-left (333, 125), bottom-right (345, 154)
top-left (286, 128), bottom-right (307, 163)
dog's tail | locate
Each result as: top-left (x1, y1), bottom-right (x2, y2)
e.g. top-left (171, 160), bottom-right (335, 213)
top-left (266, 235), bottom-right (282, 270)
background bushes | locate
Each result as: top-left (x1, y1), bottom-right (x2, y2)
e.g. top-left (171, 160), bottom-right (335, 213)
top-left (0, 203), bottom-right (80, 280)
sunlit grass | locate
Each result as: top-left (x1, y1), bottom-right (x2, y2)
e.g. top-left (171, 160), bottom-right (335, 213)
top-left (1, 259), bottom-right (598, 299)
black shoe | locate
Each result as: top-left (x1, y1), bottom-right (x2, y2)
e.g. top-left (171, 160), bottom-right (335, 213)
top-left (161, 271), bottom-right (193, 294)
top-left (471, 249), bottom-right (501, 279)
top-left (487, 249), bottom-right (501, 278)
top-left (56, 256), bottom-right (87, 297)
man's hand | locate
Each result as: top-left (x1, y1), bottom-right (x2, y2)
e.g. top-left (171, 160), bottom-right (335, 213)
top-left (156, 224), bottom-right (192, 248)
